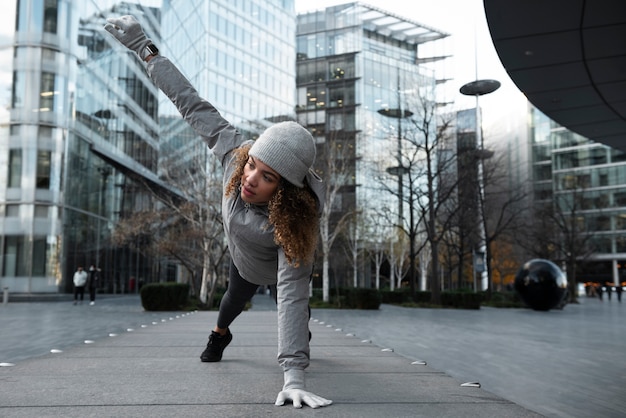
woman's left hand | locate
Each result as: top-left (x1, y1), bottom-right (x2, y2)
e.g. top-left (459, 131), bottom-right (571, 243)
top-left (275, 388), bottom-right (333, 409)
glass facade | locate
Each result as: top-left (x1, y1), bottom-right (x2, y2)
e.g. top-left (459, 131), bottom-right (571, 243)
top-left (160, 0), bottom-right (296, 157)
top-left (0, 1), bottom-right (164, 293)
top-left (530, 107), bottom-right (626, 283)
top-left (296, 3), bottom-right (448, 284)
top-left (0, 0), bottom-right (302, 294)
top-left (296, 4), bottom-right (446, 216)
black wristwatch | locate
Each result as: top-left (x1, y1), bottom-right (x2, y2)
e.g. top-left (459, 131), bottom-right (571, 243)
top-left (144, 43), bottom-right (159, 59)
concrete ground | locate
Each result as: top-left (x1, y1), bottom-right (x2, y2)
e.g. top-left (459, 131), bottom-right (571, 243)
top-left (0, 293), bottom-right (623, 417)
top-left (310, 296), bottom-right (626, 418)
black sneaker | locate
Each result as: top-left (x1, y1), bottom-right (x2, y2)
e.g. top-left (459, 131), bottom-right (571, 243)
top-left (200, 330), bottom-right (233, 362)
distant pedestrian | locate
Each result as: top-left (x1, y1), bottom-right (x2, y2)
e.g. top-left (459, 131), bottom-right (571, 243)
top-left (596, 284), bottom-right (604, 301)
top-left (73, 267), bottom-right (88, 305)
top-left (605, 283), bottom-right (612, 301)
top-left (587, 283), bottom-right (596, 297)
top-left (615, 284), bottom-right (622, 303)
top-left (88, 265), bottom-right (100, 305)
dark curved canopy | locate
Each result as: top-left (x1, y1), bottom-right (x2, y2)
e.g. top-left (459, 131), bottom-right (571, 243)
top-left (483, 0), bottom-right (626, 152)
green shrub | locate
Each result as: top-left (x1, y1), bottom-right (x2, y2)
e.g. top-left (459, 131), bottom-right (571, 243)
top-left (440, 291), bottom-right (482, 309)
top-left (481, 291), bottom-right (525, 308)
top-left (349, 288), bottom-right (382, 309)
top-left (310, 287), bottom-right (381, 309)
top-left (384, 290), bottom-right (481, 309)
top-left (411, 291), bottom-right (431, 304)
top-left (381, 288), bottom-right (412, 304)
top-left (140, 282), bottom-right (190, 311)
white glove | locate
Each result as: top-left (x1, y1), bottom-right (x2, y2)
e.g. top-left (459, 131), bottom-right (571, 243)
top-left (275, 369), bottom-right (332, 409)
top-left (104, 15), bottom-right (153, 60)
top-left (275, 388), bottom-right (333, 409)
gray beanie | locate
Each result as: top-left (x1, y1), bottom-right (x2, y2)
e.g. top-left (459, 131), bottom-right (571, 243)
top-left (249, 121), bottom-right (316, 188)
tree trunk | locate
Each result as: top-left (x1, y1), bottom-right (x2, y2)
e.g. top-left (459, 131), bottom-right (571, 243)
top-left (199, 271), bottom-right (209, 304)
top-left (430, 242), bottom-right (441, 304)
top-left (323, 257), bottom-right (330, 302)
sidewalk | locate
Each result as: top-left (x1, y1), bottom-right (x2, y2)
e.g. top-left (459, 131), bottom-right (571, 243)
top-left (0, 295), bottom-right (540, 417)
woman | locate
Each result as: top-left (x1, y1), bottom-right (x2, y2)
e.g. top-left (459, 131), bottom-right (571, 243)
top-left (105, 16), bottom-right (331, 409)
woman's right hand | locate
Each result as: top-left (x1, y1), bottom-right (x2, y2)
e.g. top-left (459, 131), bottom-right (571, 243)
top-left (104, 15), bottom-right (154, 61)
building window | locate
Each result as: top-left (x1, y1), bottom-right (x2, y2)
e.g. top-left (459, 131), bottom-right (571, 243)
top-left (593, 215), bottom-right (611, 231)
top-left (591, 237), bottom-right (612, 253)
top-left (11, 71), bottom-right (25, 108)
top-left (329, 110), bottom-right (355, 132)
top-left (16, 0), bottom-right (57, 33)
top-left (1, 236), bottom-right (48, 277)
top-left (6, 204), bottom-right (19, 217)
top-left (329, 85), bottom-right (354, 107)
top-left (329, 58), bottom-right (355, 79)
top-left (297, 61), bottom-right (327, 83)
top-left (615, 192), bottom-right (626, 207)
top-left (32, 237), bottom-right (48, 276)
top-left (43, 0), bottom-right (58, 34)
top-left (533, 164), bottom-right (552, 182)
top-left (36, 150), bottom-right (51, 189)
top-left (8, 149), bottom-right (22, 188)
top-left (40, 72), bottom-right (56, 111)
top-left (306, 86), bottom-right (326, 109)
top-left (2, 236), bottom-right (26, 277)
top-left (35, 205), bottom-right (49, 218)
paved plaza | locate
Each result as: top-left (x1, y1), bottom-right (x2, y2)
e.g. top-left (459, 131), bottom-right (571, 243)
top-left (0, 293), bottom-right (623, 417)
top-left (310, 296), bottom-right (626, 418)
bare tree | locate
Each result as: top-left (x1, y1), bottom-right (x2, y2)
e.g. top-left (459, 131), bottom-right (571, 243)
top-left (387, 230), bottom-right (410, 290)
top-left (362, 208), bottom-right (390, 290)
top-left (374, 80), bottom-right (459, 303)
top-left (113, 145), bottom-right (228, 307)
top-left (439, 220), bottom-right (466, 290)
top-left (404, 98), bottom-right (458, 302)
top-left (341, 213), bottom-right (362, 288)
top-left (522, 185), bottom-right (596, 303)
top-left (417, 236), bottom-right (431, 291)
top-left (158, 148), bottom-right (228, 306)
top-left (316, 132), bottom-right (355, 302)
top-left (480, 151), bottom-right (529, 299)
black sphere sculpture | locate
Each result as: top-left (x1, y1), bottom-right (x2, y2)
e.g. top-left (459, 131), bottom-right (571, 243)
top-left (514, 259), bottom-right (568, 311)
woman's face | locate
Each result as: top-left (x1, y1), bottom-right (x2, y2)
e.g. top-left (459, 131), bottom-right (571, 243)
top-left (240, 156), bottom-right (281, 204)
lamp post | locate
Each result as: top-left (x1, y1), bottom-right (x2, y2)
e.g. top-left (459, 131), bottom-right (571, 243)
top-left (460, 79), bottom-right (500, 292)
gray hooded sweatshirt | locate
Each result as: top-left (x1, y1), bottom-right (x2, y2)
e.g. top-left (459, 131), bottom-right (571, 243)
top-left (146, 56), bottom-right (321, 373)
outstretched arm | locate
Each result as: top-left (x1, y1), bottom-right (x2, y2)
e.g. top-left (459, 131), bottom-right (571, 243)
top-left (274, 252), bottom-right (332, 409)
top-left (104, 15), bottom-right (241, 163)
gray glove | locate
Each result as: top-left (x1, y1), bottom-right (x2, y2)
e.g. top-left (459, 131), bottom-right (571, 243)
top-left (275, 369), bottom-right (332, 409)
top-left (104, 15), bottom-right (154, 61)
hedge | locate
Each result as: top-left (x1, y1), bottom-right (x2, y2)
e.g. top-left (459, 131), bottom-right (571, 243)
top-left (140, 282), bottom-right (190, 311)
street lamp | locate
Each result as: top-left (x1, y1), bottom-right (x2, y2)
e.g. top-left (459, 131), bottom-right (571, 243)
top-left (460, 79), bottom-right (500, 292)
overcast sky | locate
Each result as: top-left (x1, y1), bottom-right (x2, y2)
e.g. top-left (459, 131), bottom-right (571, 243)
top-left (294, 0), bottom-right (525, 129)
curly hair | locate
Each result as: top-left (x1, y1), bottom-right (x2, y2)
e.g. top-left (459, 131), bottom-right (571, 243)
top-left (225, 145), bottom-right (320, 267)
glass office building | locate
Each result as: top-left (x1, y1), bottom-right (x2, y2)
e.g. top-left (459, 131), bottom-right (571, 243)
top-left (0, 1), bottom-right (167, 294)
top-left (0, 0), bottom-right (158, 293)
top-left (296, 3), bottom-right (448, 284)
top-left (0, 0), bottom-right (298, 294)
top-left (159, 0), bottom-right (296, 159)
top-left (531, 107), bottom-right (626, 284)
top-left (156, 0), bottom-right (297, 285)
